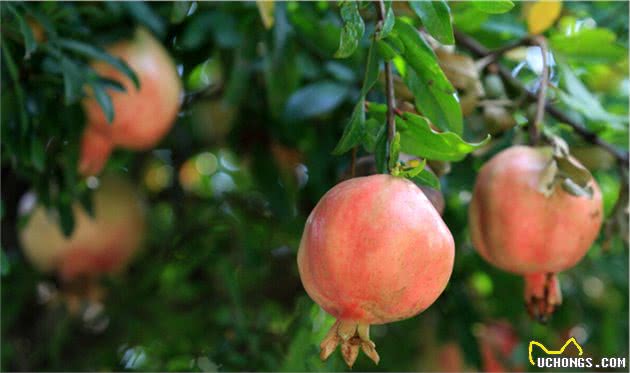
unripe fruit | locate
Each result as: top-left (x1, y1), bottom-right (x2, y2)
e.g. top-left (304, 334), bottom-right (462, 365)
top-left (80, 28), bottom-right (182, 175)
top-left (469, 146), bottom-right (603, 320)
top-left (19, 176), bottom-right (146, 281)
top-left (298, 174), bottom-right (455, 366)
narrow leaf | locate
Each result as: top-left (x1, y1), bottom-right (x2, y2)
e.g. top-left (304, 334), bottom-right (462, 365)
top-left (393, 21), bottom-right (462, 134)
top-left (57, 39), bottom-right (139, 88)
top-left (471, 0), bottom-right (514, 14)
top-left (334, 1), bottom-right (365, 58)
top-left (411, 168), bottom-right (440, 190)
top-left (60, 57), bottom-right (84, 103)
top-left (8, 4), bottom-right (37, 57)
top-left (398, 113), bottom-right (490, 161)
top-left (120, 2), bottom-right (166, 37)
top-left (388, 132), bottom-right (401, 171)
top-left (408, 0), bottom-right (454, 45)
top-left (257, 1), bottom-right (275, 29)
top-left (170, 1), bottom-right (192, 24)
top-left (379, 2), bottom-right (395, 40)
top-left (88, 79), bottom-right (115, 123)
top-left (284, 81), bottom-right (350, 121)
top-left (374, 127), bottom-right (388, 173)
top-left (332, 100), bottom-right (365, 155)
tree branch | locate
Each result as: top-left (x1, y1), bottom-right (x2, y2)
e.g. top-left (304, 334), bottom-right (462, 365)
top-left (454, 29), bottom-right (629, 166)
top-left (375, 0), bottom-right (396, 172)
top-left (529, 35), bottom-right (548, 146)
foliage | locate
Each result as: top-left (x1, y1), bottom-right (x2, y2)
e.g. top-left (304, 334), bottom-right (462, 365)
top-left (1, 1), bottom-right (628, 371)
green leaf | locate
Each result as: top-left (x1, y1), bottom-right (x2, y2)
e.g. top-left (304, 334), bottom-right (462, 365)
top-left (376, 40), bottom-right (397, 61)
top-left (379, 2), bottom-right (395, 40)
top-left (388, 132), bottom-right (401, 171)
top-left (333, 42), bottom-right (379, 155)
top-left (397, 112), bottom-right (490, 161)
top-left (8, 4), bottom-right (37, 58)
top-left (471, 0), bottom-right (514, 14)
top-left (30, 137), bottom-right (45, 172)
top-left (334, 1), bottom-right (365, 58)
top-left (57, 199), bottom-right (75, 237)
top-left (332, 99), bottom-right (365, 155)
top-left (360, 41), bottom-right (380, 96)
top-left (56, 39), bottom-right (140, 88)
top-left (408, 0), bottom-right (454, 45)
top-left (284, 81), bottom-right (350, 121)
top-left (362, 117), bottom-right (384, 152)
top-left (393, 21), bottom-right (462, 134)
top-left (374, 126), bottom-right (388, 173)
top-left (170, 1), bottom-right (192, 24)
top-left (60, 57), bottom-right (84, 104)
top-left (405, 69), bottom-right (463, 136)
top-left (411, 168), bottom-right (441, 190)
top-left (87, 78), bottom-right (114, 124)
top-left (550, 28), bottom-right (625, 63)
top-left (557, 63), bottom-right (627, 128)
top-left (120, 2), bottom-right (166, 37)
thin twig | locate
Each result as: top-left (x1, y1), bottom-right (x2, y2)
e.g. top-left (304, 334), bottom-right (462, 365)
top-left (529, 35), bottom-right (548, 145)
top-left (454, 29), bottom-right (629, 166)
top-left (375, 0), bottom-right (396, 172)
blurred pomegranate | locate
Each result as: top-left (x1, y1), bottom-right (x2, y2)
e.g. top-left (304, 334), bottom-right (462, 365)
top-left (476, 321), bottom-right (522, 372)
top-left (469, 146), bottom-right (603, 320)
top-left (19, 175), bottom-right (146, 281)
top-left (80, 27), bottom-right (182, 175)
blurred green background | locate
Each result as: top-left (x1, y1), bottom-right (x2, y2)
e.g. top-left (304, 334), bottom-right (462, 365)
top-left (1, 1), bottom-right (628, 371)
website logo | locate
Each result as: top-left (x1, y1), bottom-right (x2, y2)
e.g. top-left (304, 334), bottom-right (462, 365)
top-left (528, 337), bottom-right (626, 369)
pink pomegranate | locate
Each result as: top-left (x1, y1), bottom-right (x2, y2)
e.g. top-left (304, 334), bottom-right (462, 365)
top-left (469, 146), bottom-right (603, 320)
top-left (298, 174), bottom-right (455, 366)
top-left (19, 175), bottom-right (146, 281)
top-left (80, 27), bottom-right (182, 175)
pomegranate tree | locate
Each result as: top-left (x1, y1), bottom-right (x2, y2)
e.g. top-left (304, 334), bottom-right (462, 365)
top-left (80, 27), bottom-right (182, 176)
top-left (19, 176), bottom-right (146, 281)
top-left (469, 146), bottom-right (603, 320)
top-left (298, 174), bottom-right (455, 366)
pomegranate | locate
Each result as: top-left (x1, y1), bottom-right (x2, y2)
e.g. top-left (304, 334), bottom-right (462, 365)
top-left (19, 175), bottom-right (146, 281)
top-left (80, 27), bottom-right (182, 175)
top-left (476, 321), bottom-right (522, 372)
top-left (469, 146), bottom-right (603, 320)
top-left (298, 174), bottom-right (455, 366)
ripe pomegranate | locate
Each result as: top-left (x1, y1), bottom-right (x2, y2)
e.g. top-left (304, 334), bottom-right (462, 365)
top-left (19, 175), bottom-right (146, 281)
top-left (80, 27), bottom-right (182, 175)
top-left (469, 146), bottom-right (603, 320)
top-left (298, 174), bottom-right (455, 366)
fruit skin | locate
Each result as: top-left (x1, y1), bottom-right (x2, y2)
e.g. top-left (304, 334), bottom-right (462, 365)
top-left (469, 146), bottom-right (603, 319)
top-left (469, 146), bottom-right (602, 274)
top-left (80, 28), bottom-right (182, 175)
top-left (298, 174), bottom-right (454, 325)
top-left (19, 176), bottom-right (146, 281)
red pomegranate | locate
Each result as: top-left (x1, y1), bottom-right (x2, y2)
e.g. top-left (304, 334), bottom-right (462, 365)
top-left (19, 175), bottom-right (146, 281)
top-left (80, 27), bottom-right (182, 175)
top-left (298, 174), bottom-right (455, 366)
top-left (469, 146), bottom-right (603, 320)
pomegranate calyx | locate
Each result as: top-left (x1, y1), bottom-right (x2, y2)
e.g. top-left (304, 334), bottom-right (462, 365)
top-left (524, 273), bottom-right (562, 323)
top-left (320, 320), bottom-right (380, 367)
